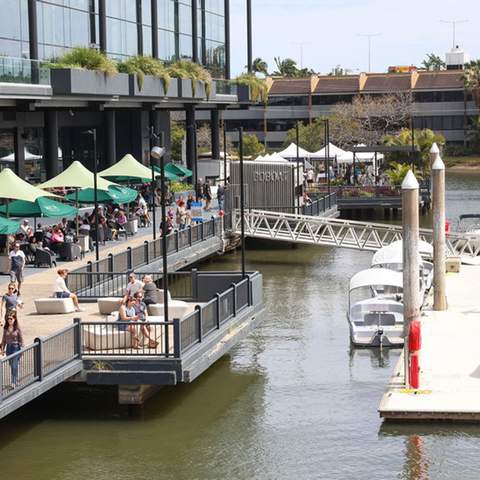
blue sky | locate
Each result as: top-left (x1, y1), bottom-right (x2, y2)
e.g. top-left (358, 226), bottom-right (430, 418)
top-left (230, 0), bottom-right (479, 76)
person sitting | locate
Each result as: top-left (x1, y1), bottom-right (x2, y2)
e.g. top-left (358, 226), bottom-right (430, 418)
top-left (123, 272), bottom-right (144, 304)
top-left (53, 268), bottom-right (84, 312)
top-left (50, 227), bottom-right (64, 252)
top-left (20, 220), bottom-right (33, 239)
top-left (117, 297), bottom-right (140, 349)
top-left (142, 275), bottom-right (159, 305)
top-left (133, 292), bottom-right (158, 348)
top-left (116, 210), bottom-right (128, 231)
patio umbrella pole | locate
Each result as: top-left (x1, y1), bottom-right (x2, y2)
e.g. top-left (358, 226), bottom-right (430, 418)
top-left (93, 132), bottom-right (99, 262)
top-left (160, 153), bottom-right (168, 324)
top-left (75, 187), bottom-right (79, 239)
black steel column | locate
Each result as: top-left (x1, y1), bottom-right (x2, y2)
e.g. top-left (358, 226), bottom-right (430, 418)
top-left (192, 0), bottom-right (199, 63)
top-left (104, 110), bottom-right (116, 167)
top-left (44, 111), bottom-right (59, 179)
top-left (137, 0), bottom-right (143, 55)
top-left (27, 0), bottom-right (39, 83)
top-left (186, 105), bottom-right (196, 175)
top-left (326, 119), bottom-right (331, 194)
top-left (211, 110), bottom-right (220, 160)
top-left (13, 127), bottom-right (26, 179)
top-left (246, 0), bottom-right (253, 73)
top-left (93, 129), bottom-right (100, 262)
top-left (224, 0), bottom-right (231, 79)
top-left (223, 114), bottom-right (227, 182)
top-left (295, 122), bottom-right (300, 211)
top-left (151, 0), bottom-right (158, 58)
top-left (201, 0), bottom-right (207, 65)
top-left (160, 152), bottom-right (169, 326)
top-left (99, 0), bottom-right (107, 53)
top-left (238, 127), bottom-right (246, 278)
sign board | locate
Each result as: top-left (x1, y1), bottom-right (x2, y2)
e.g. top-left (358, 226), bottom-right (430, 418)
top-left (191, 201), bottom-right (203, 222)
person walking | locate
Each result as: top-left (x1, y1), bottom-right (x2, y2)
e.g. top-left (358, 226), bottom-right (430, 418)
top-left (203, 180), bottom-right (212, 211)
top-left (9, 242), bottom-right (26, 296)
top-left (1, 283), bottom-right (23, 325)
top-left (53, 269), bottom-right (84, 312)
top-left (1, 312), bottom-right (24, 388)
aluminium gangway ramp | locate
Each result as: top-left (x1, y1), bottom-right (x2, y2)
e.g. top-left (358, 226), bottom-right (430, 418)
top-left (232, 209), bottom-right (480, 261)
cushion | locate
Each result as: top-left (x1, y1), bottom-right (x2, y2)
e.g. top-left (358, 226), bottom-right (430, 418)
top-left (35, 297), bottom-right (75, 314)
top-left (98, 297), bottom-right (122, 315)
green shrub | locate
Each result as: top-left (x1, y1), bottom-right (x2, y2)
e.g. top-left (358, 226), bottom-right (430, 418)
top-left (48, 47), bottom-right (117, 75)
top-left (167, 60), bottom-right (212, 98)
top-left (170, 181), bottom-right (193, 193)
top-left (118, 55), bottom-right (171, 91)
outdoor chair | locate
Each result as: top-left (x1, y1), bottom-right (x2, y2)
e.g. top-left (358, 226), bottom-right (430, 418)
top-left (35, 248), bottom-right (56, 268)
top-left (57, 242), bottom-right (82, 261)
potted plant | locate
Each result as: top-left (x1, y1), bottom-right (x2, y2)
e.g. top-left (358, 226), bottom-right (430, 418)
top-left (118, 55), bottom-right (173, 97)
top-left (235, 73), bottom-right (268, 103)
top-left (167, 60), bottom-right (213, 100)
top-left (47, 47), bottom-right (129, 96)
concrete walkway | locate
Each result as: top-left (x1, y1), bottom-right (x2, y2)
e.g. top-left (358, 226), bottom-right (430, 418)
top-left (379, 264), bottom-right (480, 421)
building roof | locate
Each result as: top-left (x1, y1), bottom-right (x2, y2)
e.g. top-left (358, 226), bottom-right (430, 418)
top-left (314, 76), bottom-right (359, 94)
top-left (269, 78), bottom-right (312, 95)
top-left (363, 73), bottom-right (412, 92)
top-left (414, 71), bottom-right (464, 90)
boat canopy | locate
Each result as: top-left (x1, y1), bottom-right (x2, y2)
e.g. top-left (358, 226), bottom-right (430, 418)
top-left (349, 268), bottom-right (403, 291)
top-left (386, 239), bottom-right (433, 257)
top-left (371, 244), bottom-right (423, 267)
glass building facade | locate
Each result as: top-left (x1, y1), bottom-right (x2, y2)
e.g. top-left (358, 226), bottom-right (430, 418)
top-left (0, 0), bottom-right (227, 76)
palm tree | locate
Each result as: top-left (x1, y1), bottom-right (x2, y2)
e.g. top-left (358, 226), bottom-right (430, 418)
top-left (273, 57), bottom-right (299, 77)
top-left (463, 60), bottom-right (480, 107)
top-left (421, 53), bottom-right (446, 71)
top-left (252, 57), bottom-right (268, 75)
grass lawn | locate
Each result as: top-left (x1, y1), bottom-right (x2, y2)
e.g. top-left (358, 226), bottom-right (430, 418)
top-left (444, 155), bottom-right (480, 168)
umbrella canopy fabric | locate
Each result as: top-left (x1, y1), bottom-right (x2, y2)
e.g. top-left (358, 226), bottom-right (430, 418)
top-left (165, 163), bottom-right (192, 178)
top-left (277, 143), bottom-right (313, 159)
top-left (152, 165), bottom-right (180, 181)
top-left (99, 154), bottom-right (154, 184)
top-left (38, 161), bottom-right (114, 191)
top-left (0, 197), bottom-right (78, 218)
top-left (65, 185), bottom-right (138, 204)
top-left (0, 216), bottom-right (20, 235)
top-left (0, 168), bottom-right (60, 202)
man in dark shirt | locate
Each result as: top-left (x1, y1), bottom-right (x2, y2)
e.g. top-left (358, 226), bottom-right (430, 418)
top-left (142, 275), bottom-right (159, 305)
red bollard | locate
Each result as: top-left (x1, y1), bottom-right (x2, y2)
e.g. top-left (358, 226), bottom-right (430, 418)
top-left (445, 220), bottom-right (450, 234)
top-left (408, 320), bottom-right (421, 389)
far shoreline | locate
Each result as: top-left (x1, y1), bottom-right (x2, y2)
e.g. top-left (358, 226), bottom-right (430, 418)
top-left (447, 165), bottom-right (480, 172)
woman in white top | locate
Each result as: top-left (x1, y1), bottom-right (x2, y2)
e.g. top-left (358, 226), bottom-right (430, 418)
top-left (53, 269), bottom-right (84, 312)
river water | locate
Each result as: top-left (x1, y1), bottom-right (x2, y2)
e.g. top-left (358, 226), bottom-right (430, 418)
top-left (1, 172), bottom-right (480, 480)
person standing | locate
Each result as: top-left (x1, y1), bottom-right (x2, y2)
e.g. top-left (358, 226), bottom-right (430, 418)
top-left (9, 243), bottom-right (26, 296)
top-left (217, 184), bottom-right (225, 211)
top-left (176, 200), bottom-right (187, 229)
top-left (1, 313), bottom-right (24, 388)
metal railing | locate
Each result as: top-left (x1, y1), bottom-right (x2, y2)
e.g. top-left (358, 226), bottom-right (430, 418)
top-left (0, 322), bottom-right (80, 401)
top-left (0, 56), bottom-right (51, 85)
top-left (81, 273), bottom-right (257, 357)
top-left (69, 216), bottom-right (222, 293)
top-left (314, 186), bottom-right (401, 199)
top-left (214, 79), bottom-right (238, 96)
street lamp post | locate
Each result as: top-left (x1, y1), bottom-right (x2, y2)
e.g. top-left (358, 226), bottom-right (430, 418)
top-left (238, 127), bottom-right (246, 279)
top-left (295, 122), bottom-right (300, 212)
top-left (150, 145), bottom-right (168, 323)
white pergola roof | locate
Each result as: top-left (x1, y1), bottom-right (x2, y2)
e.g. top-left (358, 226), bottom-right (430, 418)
top-left (349, 268), bottom-right (403, 290)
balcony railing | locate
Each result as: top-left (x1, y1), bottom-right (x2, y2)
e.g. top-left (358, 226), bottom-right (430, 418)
top-left (213, 79), bottom-right (238, 96)
top-left (0, 56), bottom-right (51, 85)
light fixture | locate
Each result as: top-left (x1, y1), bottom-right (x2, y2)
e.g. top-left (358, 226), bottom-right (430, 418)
top-left (150, 146), bottom-right (165, 160)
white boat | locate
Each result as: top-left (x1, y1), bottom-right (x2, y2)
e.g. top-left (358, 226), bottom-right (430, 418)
top-left (347, 268), bottom-right (404, 348)
top-left (371, 241), bottom-right (433, 292)
top-left (456, 214), bottom-right (480, 250)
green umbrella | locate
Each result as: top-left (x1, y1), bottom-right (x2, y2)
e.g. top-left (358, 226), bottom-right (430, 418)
top-left (65, 185), bottom-right (138, 204)
top-left (99, 154), bottom-right (155, 184)
top-left (0, 197), bottom-right (78, 218)
top-left (165, 163), bottom-right (192, 178)
top-left (152, 165), bottom-right (180, 181)
top-left (0, 216), bottom-right (20, 235)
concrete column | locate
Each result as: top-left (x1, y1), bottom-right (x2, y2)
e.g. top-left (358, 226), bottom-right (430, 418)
top-left (13, 127), bottom-right (26, 179)
top-left (211, 109), bottom-right (220, 160)
top-left (98, 0), bottom-right (107, 53)
top-left (104, 110), bottom-right (116, 167)
top-left (44, 111), bottom-right (59, 179)
top-left (402, 170), bottom-right (420, 386)
top-left (186, 105), bottom-right (196, 176)
top-left (432, 155), bottom-right (447, 311)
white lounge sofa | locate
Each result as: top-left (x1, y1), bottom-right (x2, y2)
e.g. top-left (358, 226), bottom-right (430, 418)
top-left (35, 297), bottom-right (75, 314)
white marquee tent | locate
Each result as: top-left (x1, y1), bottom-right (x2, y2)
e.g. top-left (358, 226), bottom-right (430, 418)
top-left (277, 143), bottom-right (314, 159)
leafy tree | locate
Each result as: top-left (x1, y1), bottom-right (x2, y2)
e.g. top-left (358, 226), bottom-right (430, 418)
top-left (170, 122), bottom-right (185, 162)
top-left (384, 162), bottom-right (415, 186)
top-left (463, 60), bottom-right (480, 107)
top-left (283, 119), bottom-right (326, 152)
top-left (467, 117), bottom-right (480, 151)
top-left (421, 53), bottom-right (446, 71)
top-left (382, 128), bottom-right (445, 174)
top-left (329, 65), bottom-right (352, 76)
top-left (239, 134), bottom-right (264, 158)
top-left (252, 57), bottom-right (268, 75)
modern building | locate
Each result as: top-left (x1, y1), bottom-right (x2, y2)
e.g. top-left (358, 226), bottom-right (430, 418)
top-left (0, 0), bottom-right (254, 182)
top-left (220, 69), bottom-right (479, 149)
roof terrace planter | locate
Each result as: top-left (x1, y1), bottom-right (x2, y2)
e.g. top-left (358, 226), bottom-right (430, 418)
top-left (128, 74), bottom-right (167, 97)
top-left (50, 68), bottom-right (129, 96)
top-left (237, 84), bottom-right (251, 103)
top-left (178, 79), bottom-right (207, 99)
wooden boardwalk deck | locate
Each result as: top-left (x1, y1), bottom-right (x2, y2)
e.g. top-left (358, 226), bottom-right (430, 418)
top-left (379, 264), bottom-right (480, 421)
